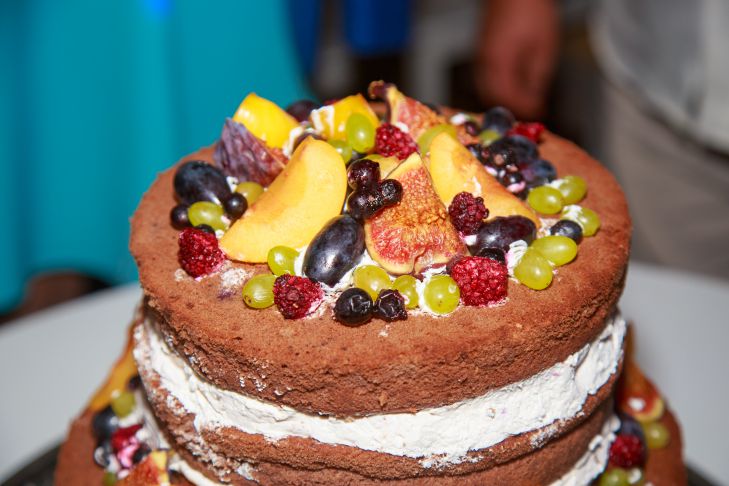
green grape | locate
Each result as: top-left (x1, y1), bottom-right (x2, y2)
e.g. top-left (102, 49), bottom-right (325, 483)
top-left (531, 235), bottom-right (578, 266)
top-left (392, 275), bottom-right (419, 309)
top-left (423, 275), bottom-right (460, 315)
top-left (527, 186), bottom-right (564, 215)
top-left (242, 274), bottom-right (277, 309)
top-left (417, 124), bottom-right (457, 153)
top-left (562, 206), bottom-right (601, 237)
top-left (514, 248), bottom-right (553, 290)
top-left (188, 201), bottom-right (226, 231)
top-left (353, 265), bottom-right (391, 300)
top-left (345, 113), bottom-right (375, 153)
top-left (102, 471), bottom-right (118, 486)
top-left (267, 246), bottom-right (299, 276)
top-left (557, 175), bottom-right (587, 204)
top-left (329, 139), bottom-right (352, 163)
top-left (235, 181), bottom-right (264, 205)
top-left (643, 421), bottom-right (670, 449)
top-left (110, 390), bottom-right (135, 418)
top-left (478, 129), bottom-right (501, 145)
top-left (599, 468), bottom-right (630, 486)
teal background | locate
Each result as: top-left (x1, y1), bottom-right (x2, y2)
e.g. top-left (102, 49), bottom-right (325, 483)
top-left (0, 0), bottom-right (310, 311)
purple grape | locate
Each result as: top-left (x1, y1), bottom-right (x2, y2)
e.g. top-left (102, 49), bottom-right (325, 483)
top-left (303, 215), bottom-right (365, 287)
top-left (174, 161), bottom-right (231, 205)
top-left (378, 179), bottom-right (403, 206)
top-left (463, 120), bottom-right (481, 136)
top-left (482, 106), bottom-right (515, 135)
top-left (223, 193), bottom-right (247, 220)
top-left (519, 159), bottom-right (557, 187)
top-left (347, 189), bottom-right (384, 221)
top-left (469, 216), bottom-right (537, 253)
top-left (170, 204), bottom-right (191, 229)
top-left (374, 289), bottom-right (407, 322)
top-left (550, 220), bottom-right (583, 243)
top-left (476, 247), bottom-right (506, 264)
top-left (347, 160), bottom-right (380, 190)
top-left (286, 99), bottom-right (318, 122)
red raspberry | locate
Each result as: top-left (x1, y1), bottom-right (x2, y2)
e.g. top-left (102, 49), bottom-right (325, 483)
top-left (374, 123), bottom-right (418, 159)
top-left (450, 257), bottom-right (508, 306)
top-left (273, 274), bottom-right (323, 319)
top-left (448, 192), bottom-right (489, 235)
top-left (178, 227), bottom-right (226, 278)
top-left (609, 434), bottom-right (646, 468)
top-left (111, 424), bottom-right (142, 453)
top-left (507, 122), bottom-right (545, 143)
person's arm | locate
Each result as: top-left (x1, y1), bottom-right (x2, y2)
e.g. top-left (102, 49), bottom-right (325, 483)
top-left (474, 0), bottom-right (559, 120)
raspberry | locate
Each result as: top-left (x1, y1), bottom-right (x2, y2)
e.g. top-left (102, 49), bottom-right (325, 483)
top-left (374, 123), bottom-right (418, 159)
top-left (507, 122), bottom-right (545, 143)
top-left (273, 274), bottom-right (323, 319)
top-left (450, 257), bottom-right (508, 306)
top-left (178, 228), bottom-right (226, 277)
top-left (448, 192), bottom-right (489, 235)
top-left (609, 433), bottom-right (646, 468)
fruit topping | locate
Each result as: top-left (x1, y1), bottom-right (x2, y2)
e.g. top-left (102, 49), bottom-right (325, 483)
top-left (481, 106), bottom-right (515, 135)
top-left (118, 450), bottom-right (169, 486)
top-left (92, 406), bottom-right (119, 440)
top-left (365, 153), bottom-right (466, 274)
top-left (89, 342), bottom-right (138, 411)
top-left (448, 192), bottom-right (488, 235)
top-left (194, 224), bottom-right (215, 234)
top-left (507, 121), bottom-right (545, 142)
top-left (469, 216), bottom-right (537, 254)
top-left (235, 181), bottom-right (264, 205)
top-left (347, 189), bottom-right (386, 221)
top-left (178, 227), bottom-right (226, 278)
top-left (478, 129), bottom-right (501, 145)
top-left (310, 94), bottom-right (379, 141)
top-left (599, 468), bottom-right (630, 486)
top-left (520, 159), bottom-right (557, 188)
top-left (514, 248), bottom-right (553, 290)
top-left (170, 204), bottom-right (190, 230)
top-left (188, 201), bottom-right (226, 232)
top-left (476, 247), bottom-right (507, 264)
top-left (486, 145), bottom-right (518, 169)
top-left (286, 99), bottom-right (319, 122)
top-left (531, 235), bottom-right (578, 266)
top-left (617, 361), bottom-right (665, 423)
top-left (242, 274), bottom-right (277, 309)
top-left (562, 205), bottom-right (601, 237)
top-left (221, 138), bottom-right (347, 263)
top-left (334, 288), bottom-right (373, 326)
top-left (329, 139), bottom-right (353, 163)
top-left (303, 215), bottom-right (366, 287)
top-left (222, 193), bottom-right (247, 220)
top-left (554, 175), bottom-right (587, 204)
top-left (417, 124), bottom-right (457, 154)
top-left (233, 93), bottom-right (299, 149)
top-left (378, 179), bottom-right (403, 206)
top-left (549, 219), bottom-right (583, 243)
top-left (463, 120), bottom-right (480, 137)
top-left (268, 246), bottom-right (299, 276)
top-left (374, 289), bottom-right (408, 321)
top-left (392, 275), bottom-right (419, 309)
top-left (174, 161), bottom-right (231, 206)
top-left (450, 256), bottom-right (508, 306)
top-left (346, 113), bottom-right (376, 153)
top-left (527, 185), bottom-right (564, 215)
top-left (111, 424), bottom-right (142, 455)
top-left (368, 81), bottom-right (445, 141)
top-left (110, 390), bottom-right (136, 418)
top-left (215, 119), bottom-right (288, 187)
top-left (374, 123), bottom-right (418, 160)
top-left (423, 275), bottom-right (460, 315)
top-left (348, 159), bottom-right (381, 191)
top-left (609, 434), bottom-right (646, 468)
top-left (353, 265), bottom-right (392, 300)
top-left (273, 274), bottom-right (323, 319)
top-left (428, 132), bottom-right (539, 225)
top-left (643, 421), bottom-right (670, 449)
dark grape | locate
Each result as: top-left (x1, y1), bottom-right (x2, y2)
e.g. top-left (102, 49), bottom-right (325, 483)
top-left (347, 159), bottom-right (380, 190)
top-left (617, 413), bottom-right (646, 444)
top-left (374, 289), bottom-right (407, 322)
top-left (466, 143), bottom-right (486, 163)
top-left (519, 159), bottom-right (557, 187)
top-left (469, 216), bottom-right (537, 253)
top-left (292, 131), bottom-right (323, 152)
top-left (487, 146), bottom-right (518, 168)
top-left (463, 120), bottom-right (481, 137)
top-left (499, 171), bottom-right (524, 188)
top-left (174, 161), bottom-right (231, 205)
top-left (550, 220), bottom-right (583, 243)
top-left (93, 440), bottom-right (113, 468)
top-left (303, 215), bottom-right (365, 287)
top-left (286, 99), bottom-right (318, 122)
top-left (378, 179), bottom-right (403, 206)
top-left (92, 406), bottom-right (118, 440)
top-left (347, 189), bottom-right (384, 221)
top-left (476, 247), bottom-right (507, 264)
top-left (504, 134), bottom-right (539, 162)
top-left (194, 224), bottom-right (215, 234)
top-left (170, 204), bottom-right (190, 229)
top-left (334, 288), bottom-right (374, 326)
top-left (223, 193), bottom-right (248, 220)
top-left (127, 375), bottom-right (142, 390)
top-left (482, 106), bottom-right (515, 134)
top-left (132, 443), bottom-right (151, 465)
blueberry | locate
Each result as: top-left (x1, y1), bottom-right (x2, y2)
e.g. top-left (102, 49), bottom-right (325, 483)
top-left (482, 106), bottom-right (515, 135)
top-left (347, 160), bottom-right (380, 190)
top-left (285, 99), bottom-right (318, 122)
top-left (93, 439), bottom-right (113, 468)
top-left (476, 247), bottom-right (506, 264)
top-left (378, 179), bottom-right (403, 207)
top-left (174, 161), bottom-right (231, 205)
top-left (469, 216), bottom-right (537, 253)
top-left (194, 224), bottom-right (215, 234)
top-left (520, 159), bottom-right (557, 187)
top-left (170, 204), bottom-right (190, 229)
top-left (223, 193), bottom-right (248, 220)
top-left (334, 288), bottom-right (374, 326)
top-left (346, 189), bottom-right (384, 221)
top-left (303, 215), bottom-right (365, 287)
top-left (92, 406), bottom-right (118, 440)
top-left (374, 289), bottom-right (408, 322)
top-left (550, 220), bottom-right (583, 243)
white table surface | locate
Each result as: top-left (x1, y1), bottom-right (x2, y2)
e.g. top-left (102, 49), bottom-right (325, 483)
top-left (1, 262), bottom-right (727, 484)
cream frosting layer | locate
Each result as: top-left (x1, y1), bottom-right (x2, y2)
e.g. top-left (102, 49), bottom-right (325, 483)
top-left (134, 313), bottom-right (625, 466)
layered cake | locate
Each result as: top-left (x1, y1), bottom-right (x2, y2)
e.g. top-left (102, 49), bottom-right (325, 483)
top-left (56, 82), bottom-right (687, 485)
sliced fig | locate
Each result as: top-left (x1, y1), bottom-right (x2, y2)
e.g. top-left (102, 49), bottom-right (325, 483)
top-left (368, 81), bottom-right (446, 142)
top-left (214, 118), bottom-right (288, 187)
top-left (118, 450), bottom-right (169, 485)
top-left (365, 153), bottom-right (466, 275)
top-left (617, 360), bottom-right (666, 423)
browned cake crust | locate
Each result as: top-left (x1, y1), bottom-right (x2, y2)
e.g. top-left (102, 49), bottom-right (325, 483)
top-left (129, 132), bottom-right (631, 417)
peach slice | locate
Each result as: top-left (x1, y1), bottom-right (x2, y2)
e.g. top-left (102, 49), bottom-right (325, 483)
top-left (309, 94), bottom-right (380, 141)
top-left (428, 132), bottom-right (539, 226)
top-left (369, 81), bottom-right (445, 141)
top-left (89, 327), bottom-right (137, 412)
top-left (617, 360), bottom-right (666, 423)
top-left (119, 450), bottom-right (169, 485)
top-left (365, 153), bottom-right (466, 274)
top-left (221, 138), bottom-right (347, 262)
top-left (233, 93), bottom-right (299, 149)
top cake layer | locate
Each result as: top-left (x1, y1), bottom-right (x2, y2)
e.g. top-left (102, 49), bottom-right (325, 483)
top-left (130, 129), bottom-right (631, 416)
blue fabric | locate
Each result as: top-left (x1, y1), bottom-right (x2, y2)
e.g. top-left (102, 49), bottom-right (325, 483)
top-left (344, 0), bottom-right (411, 56)
top-left (0, 0), bottom-right (310, 311)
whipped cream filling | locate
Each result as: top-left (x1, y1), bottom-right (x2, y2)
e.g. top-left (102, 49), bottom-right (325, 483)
top-left (135, 312), bottom-right (625, 466)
